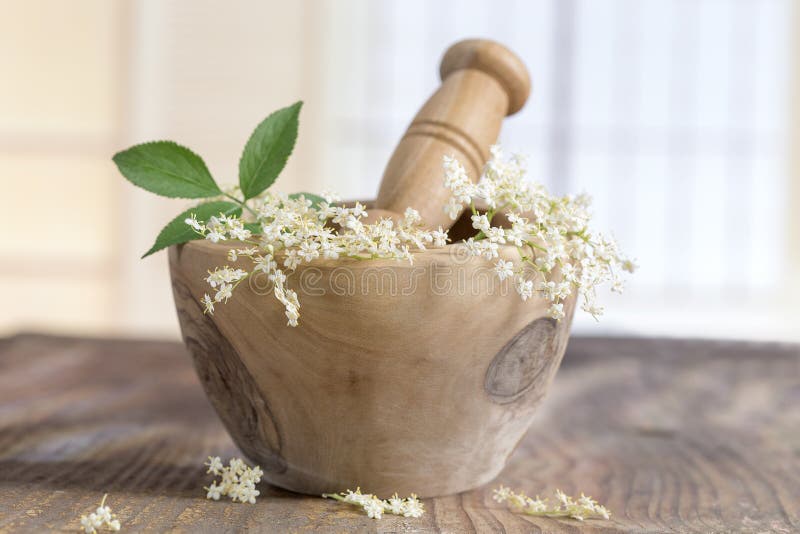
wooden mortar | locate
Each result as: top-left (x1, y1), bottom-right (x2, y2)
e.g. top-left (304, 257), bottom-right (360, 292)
top-left (169, 237), bottom-right (575, 497)
top-left (169, 40), bottom-right (564, 498)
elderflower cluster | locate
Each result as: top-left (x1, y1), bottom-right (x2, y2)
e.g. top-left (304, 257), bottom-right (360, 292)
top-left (79, 494), bottom-right (120, 533)
top-left (492, 486), bottom-right (611, 521)
top-left (187, 192), bottom-right (448, 326)
top-left (444, 146), bottom-right (636, 321)
top-left (204, 456), bottom-right (263, 504)
top-left (322, 488), bottom-right (425, 520)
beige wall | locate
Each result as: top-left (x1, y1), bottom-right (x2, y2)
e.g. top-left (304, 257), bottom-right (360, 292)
top-left (1, 1), bottom-right (123, 335)
top-left (1, 0), bottom-right (327, 338)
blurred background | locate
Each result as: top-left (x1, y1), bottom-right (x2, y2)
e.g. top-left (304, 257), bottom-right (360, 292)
top-left (1, 0), bottom-right (797, 341)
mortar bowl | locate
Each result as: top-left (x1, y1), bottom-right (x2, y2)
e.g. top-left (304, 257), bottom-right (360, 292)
top-left (169, 237), bottom-right (575, 498)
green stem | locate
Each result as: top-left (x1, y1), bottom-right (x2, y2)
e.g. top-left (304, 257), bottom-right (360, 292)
top-left (526, 241), bottom-right (547, 252)
top-left (224, 193), bottom-right (259, 219)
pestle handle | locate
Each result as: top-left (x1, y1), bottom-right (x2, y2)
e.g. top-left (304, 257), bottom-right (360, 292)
top-left (373, 39), bottom-right (531, 229)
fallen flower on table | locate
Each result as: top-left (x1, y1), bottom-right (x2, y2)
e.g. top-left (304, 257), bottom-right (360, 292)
top-left (204, 456), bottom-right (263, 504)
top-left (322, 488), bottom-right (425, 519)
top-left (492, 486), bottom-right (611, 521)
top-left (79, 494), bottom-right (121, 533)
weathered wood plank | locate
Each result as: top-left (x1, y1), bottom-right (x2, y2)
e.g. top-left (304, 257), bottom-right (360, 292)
top-left (0, 334), bottom-right (797, 533)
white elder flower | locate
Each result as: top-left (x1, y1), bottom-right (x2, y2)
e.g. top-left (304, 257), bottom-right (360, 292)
top-left (283, 288), bottom-right (300, 309)
top-left (283, 250), bottom-right (301, 270)
top-left (507, 491), bottom-right (529, 511)
top-left (494, 260), bottom-right (514, 281)
top-left (439, 147), bottom-right (633, 320)
top-left (206, 481), bottom-right (224, 500)
top-left (556, 282), bottom-right (571, 300)
top-left (94, 505), bottom-right (112, 524)
top-left (228, 458), bottom-right (246, 474)
top-left (494, 486), bottom-right (610, 521)
top-left (220, 468), bottom-right (238, 487)
top-left (318, 240), bottom-right (338, 259)
top-left (525, 497), bottom-right (548, 513)
top-left (493, 486), bottom-right (512, 503)
top-left (386, 494), bottom-right (406, 515)
top-left (582, 302), bottom-right (605, 319)
top-left (241, 465), bottom-right (263, 483)
top-left (611, 278), bottom-right (625, 293)
top-left (343, 489), bottom-right (370, 506)
top-left (330, 207), bottom-right (350, 227)
top-left (254, 254), bottom-right (276, 274)
top-left (205, 456), bottom-right (224, 475)
top-left (536, 280), bottom-right (557, 300)
top-left (515, 277), bottom-right (534, 301)
top-left (214, 283), bottom-right (233, 303)
top-left (561, 262), bottom-right (578, 283)
top-left (403, 207), bottom-right (422, 225)
top-left (204, 456), bottom-right (263, 504)
top-left (226, 483), bottom-right (244, 503)
top-left (478, 178), bottom-right (498, 208)
top-left (577, 493), bottom-right (598, 508)
top-left (444, 197), bottom-right (462, 220)
top-left (324, 488), bottom-right (425, 519)
top-left (80, 514), bottom-right (100, 533)
top-left (363, 497), bottom-right (385, 519)
top-left (298, 241), bottom-right (320, 262)
top-left (206, 229), bottom-right (226, 243)
top-left (534, 254), bottom-right (555, 272)
top-left (206, 215), bottom-right (222, 229)
top-left (547, 303), bottom-right (565, 320)
top-left (185, 214), bottom-right (204, 232)
top-left (317, 201), bottom-right (338, 220)
top-left (285, 304), bottom-right (300, 327)
top-left (268, 269), bottom-right (287, 286)
top-left (471, 214), bottom-right (491, 233)
top-left (506, 228), bottom-right (526, 247)
top-left (431, 227), bottom-right (448, 247)
top-left (621, 258), bottom-right (638, 273)
top-left (403, 495), bottom-right (424, 518)
top-left (485, 226), bottom-right (506, 243)
top-left (230, 225), bottom-right (252, 241)
top-left (239, 486), bottom-right (260, 504)
top-left (78, 495), bottom-right (120, 533)
top-left (478, 240), bottom-right (499, 260)
top-left (238, 192), bottom-right (446, 330)
top-left (351, 202), bottom-right (367, 219)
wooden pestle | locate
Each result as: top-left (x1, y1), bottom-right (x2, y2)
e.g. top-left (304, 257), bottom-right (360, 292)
top-left (368, 39), bottom-right (531, 229)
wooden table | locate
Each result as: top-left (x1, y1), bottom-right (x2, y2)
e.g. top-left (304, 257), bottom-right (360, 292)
top-left (0, 334), bottom-right (797, 533)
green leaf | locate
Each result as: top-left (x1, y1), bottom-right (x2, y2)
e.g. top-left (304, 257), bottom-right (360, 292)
top-left (244, 222), bottom-right (262, 235)
top-left (239, 101), bottom-right (302, 199)
top-left (113, 141), bottom-right (222, 199)
top-left (289, 192), bottom-right (326, 209)
top-left (142, 201), bottom-right (241, 258)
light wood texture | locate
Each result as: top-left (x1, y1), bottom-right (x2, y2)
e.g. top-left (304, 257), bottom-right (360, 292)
top-left (1, 334), bottom-right (798, 533)
top-left (168, 240), bottom-right (575, 498)
top-left (374, 39), bottom-right (531, 229)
